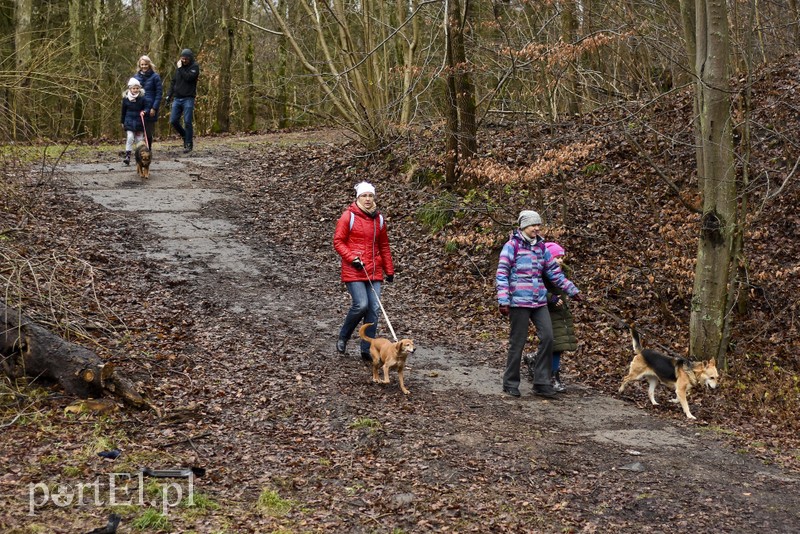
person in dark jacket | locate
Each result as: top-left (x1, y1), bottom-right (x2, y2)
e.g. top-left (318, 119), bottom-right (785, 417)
top-left (333, 181), bottom-right (395, 360)
top-left (166, 48), bottom-right (200, 153)
top-left (133, 55), bottom-right (163, 149)
top-left (120, 77), bottom-right (146, 165)
top-left (496, 210), bottom-right (582, 398)
top-left (542, 242), bottom-right (578, 392)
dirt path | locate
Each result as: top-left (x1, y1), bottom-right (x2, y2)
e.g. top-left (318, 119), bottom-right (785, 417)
top-left (26, 136), bottom-right (800, 531)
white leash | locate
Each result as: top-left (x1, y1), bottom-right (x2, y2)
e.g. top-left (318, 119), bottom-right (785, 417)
top-left (360, 263), bottom-right (398, 342)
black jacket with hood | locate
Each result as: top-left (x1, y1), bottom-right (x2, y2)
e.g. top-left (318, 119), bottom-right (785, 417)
top-left (168, 49), bottom-right (200, 99)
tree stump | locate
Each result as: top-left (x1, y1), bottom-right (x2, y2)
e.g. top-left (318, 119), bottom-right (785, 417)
top-left (1, 302), bottom-right (144, 407)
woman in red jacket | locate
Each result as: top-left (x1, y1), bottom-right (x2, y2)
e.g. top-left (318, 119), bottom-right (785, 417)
top-left (333, 181), bottom-right (395, 360)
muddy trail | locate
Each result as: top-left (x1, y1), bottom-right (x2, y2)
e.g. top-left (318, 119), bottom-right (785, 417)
top-left (5, 133), bottom-right (800, 533)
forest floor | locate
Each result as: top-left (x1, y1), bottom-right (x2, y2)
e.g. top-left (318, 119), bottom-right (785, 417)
top-left (1, 126), bottom-right (799, 533)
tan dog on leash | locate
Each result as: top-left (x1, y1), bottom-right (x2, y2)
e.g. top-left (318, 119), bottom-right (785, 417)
top-left (358, 323), bottom-right (415, 395)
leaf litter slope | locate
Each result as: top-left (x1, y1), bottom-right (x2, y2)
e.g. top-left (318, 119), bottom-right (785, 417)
top-left (3, 63), bottom-right (800, 530)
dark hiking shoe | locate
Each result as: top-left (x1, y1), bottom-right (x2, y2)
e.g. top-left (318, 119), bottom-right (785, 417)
top-left (183, 143), bottom-right (193, 153)
top-left (336, 338), bottom-right (347, 354)
top-left (123, 151), bottom-right (131, 165)
top-left (552, 371), bottom-right (566, 393)
top-left (502, 386), bottom-right (521, 397)
top-left (360, 351), bottom-right (372, 362)
top-left (533, 384), bottom-right (558, 398)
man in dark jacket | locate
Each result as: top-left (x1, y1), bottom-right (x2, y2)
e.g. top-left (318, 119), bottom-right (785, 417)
top-left (166, 48), bottom-right (200, 153)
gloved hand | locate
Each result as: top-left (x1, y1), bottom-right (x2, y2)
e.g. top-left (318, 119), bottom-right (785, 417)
top-left (385, 274), bottom-right (394, 283)
top-left (499, 305), bottom-right (510, 316)
top-left (572, 293), bottom-right (584, 302)
top-left (351, 257), bottom-right (364, 270)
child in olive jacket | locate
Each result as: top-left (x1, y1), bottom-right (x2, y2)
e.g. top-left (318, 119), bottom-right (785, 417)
top-left (543, 242), bottom-right (578, 391)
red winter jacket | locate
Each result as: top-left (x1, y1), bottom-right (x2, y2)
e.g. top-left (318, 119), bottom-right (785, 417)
top-left (333, 202), bottom-right (394, 283)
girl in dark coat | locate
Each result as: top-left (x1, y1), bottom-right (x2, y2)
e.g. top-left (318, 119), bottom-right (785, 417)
top-left (543, 242), bottom-right (578, 391)
top-left (120, 77), bottom-right (146, 165)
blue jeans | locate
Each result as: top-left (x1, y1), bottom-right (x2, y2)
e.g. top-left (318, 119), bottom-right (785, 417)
top-left (552, 351), bottom-right (561, 373)
top-left (339, 281), bottom-right (382, 354)
top-left (170, 97), bottom-right (195, 147)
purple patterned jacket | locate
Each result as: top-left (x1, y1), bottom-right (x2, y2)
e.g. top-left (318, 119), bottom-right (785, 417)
top-left (496, 230), bottom-right (579, 308)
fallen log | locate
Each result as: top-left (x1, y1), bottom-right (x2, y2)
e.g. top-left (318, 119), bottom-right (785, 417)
top-left (1, 302), bottom-right (145, 407)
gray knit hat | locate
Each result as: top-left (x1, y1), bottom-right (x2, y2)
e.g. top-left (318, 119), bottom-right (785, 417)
top-left (180, 48), bottom-right (194, 59)
top-left (518, 210), bottom-right (543, 229)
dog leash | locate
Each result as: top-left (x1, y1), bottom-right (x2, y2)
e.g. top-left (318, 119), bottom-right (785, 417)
top-left (359, 262), bottom-right (398, 342)
top-left (140, 113), bottom-right (150, 150)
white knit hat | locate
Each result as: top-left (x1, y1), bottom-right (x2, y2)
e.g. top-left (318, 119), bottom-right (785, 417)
top-left (355, 181), bottom-right (376, 198)
top-left (127, 77), bottom-right (141, 87)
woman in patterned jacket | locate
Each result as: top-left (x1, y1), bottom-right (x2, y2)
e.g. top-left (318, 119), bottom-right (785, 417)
top-left (496, 210), bottom-right (582, 398)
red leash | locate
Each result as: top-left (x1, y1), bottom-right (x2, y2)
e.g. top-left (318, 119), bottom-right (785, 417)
top-left (140, 113), bottom-right (150, 149)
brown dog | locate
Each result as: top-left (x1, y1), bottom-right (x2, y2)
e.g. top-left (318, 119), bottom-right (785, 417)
top-left (135, 143), bottom-right (152, 179)
top-left (618, 327), bottom-right (719, 419)
top-left (358, 323), bottom-right (415, 395)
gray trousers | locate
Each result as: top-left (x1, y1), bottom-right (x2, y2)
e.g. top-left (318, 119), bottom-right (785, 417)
top-left (502, 306), bottom-right (553, 389)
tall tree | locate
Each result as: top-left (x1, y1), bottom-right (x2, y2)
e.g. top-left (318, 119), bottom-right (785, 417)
top-left (14, 0), bottom-right (31, 69)
top-left (443, 0), bottom-right (476, 183)
top-left (241, 0), bottom-right (256, 131)
top-left (451, 0), bottom-right (476, 159)
top-left (397, 0), bottom-right (419, 126)
top-left (443, 0), bottom-right (459, 183)
top-left (560, 0), bottom-right (579, 116)
top-left (11, 0), bottom-right (33, 139)
top-left (214, 0), bottom-right (235, 133)
top-left (69, 0), bottom-right (87, 137)
top-left (687, 0), bottom-right (737, 363)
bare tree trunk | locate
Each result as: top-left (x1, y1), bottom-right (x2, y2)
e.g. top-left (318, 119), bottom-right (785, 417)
top-left (679, 0), bottom-right (703, 183)
top-left (275, 0), bottom-right (290, 129)
top-left (242, 0), bottom-right (256, 131)
top-left (791, 0), bottom-right (800, 47)
top-left (92, 0), bottom-right (110, 137)
top-left (69, 0), bottom-right (87, 137)
top-left (214, 0), bottom-right (234, 133)
top-left (1, 303), bottom-right (144, 406)
top-left (561, 0), bottom-right (579, 116)
top-left (688, 0), bottom-right (737, 363)
top-left (450, 0), bottom-right (477, 159)
top-left (398, 0), bottom-right (419, 126)
top-left (140, 0), bottom-right (153, 50)
top-left (444, 0), bottom-right (459, 184)
top-left (12, 0), bottom-right (33, 140)
top-left (160, 0), bottom-right (177, 83)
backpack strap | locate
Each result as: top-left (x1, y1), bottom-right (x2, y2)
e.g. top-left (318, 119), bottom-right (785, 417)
top-left (349, 212), bottom-right (384, 231)
top-left (510, 235), bottom-right (546, 259)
